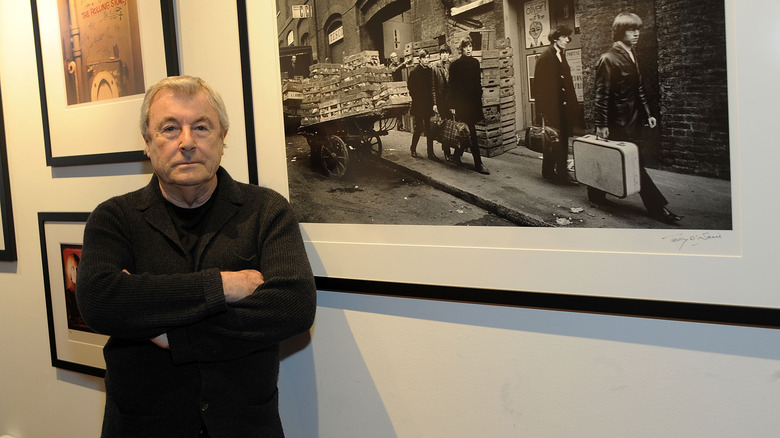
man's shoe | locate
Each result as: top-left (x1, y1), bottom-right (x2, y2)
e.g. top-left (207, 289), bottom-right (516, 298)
top-left (588, 193), bottom-right (614, 206)
top-left (652, 207), bottom-right (682, 224)
top-left (556, 173), bottom-right (579, 186)
top-left (410, 149), bottom-right (418, 158)
top-left (452, 155), bottom-right (463, 166)
top-left (428, 154), bottom-right (440, 162)
top-left (475, 164), bottom-right (490, 175)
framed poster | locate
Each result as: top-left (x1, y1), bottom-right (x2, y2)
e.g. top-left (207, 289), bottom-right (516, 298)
top-left (524, 0), bottom-right (550, 48)
top-left (0, 79), bottom-right (17, 261)
top-left (39, 212), bottom-right (106, 377)
top-left (31, 0), bottom-right (179, 166)
top-left (242, 1), bottom-right (780, 326)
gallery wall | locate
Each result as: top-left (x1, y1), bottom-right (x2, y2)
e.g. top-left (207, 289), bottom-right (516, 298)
top-left (2, 1), bottom-right (780, 437)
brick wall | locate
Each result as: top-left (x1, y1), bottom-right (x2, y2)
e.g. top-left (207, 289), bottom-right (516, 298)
top-left (655, 0), bottom-right (729, 178)
top-left (578, 0), bottom-right (729, 179)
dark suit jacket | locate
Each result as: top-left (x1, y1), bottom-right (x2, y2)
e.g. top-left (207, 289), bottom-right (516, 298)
top-left (448, 55), bottom-right (484, 124)
top-left (77, 168), bottom-right (316, 437)
top-left (407, 64), bottom-right (434, 118)
top-left (594, 42), bottom-right (652, 140)
top-left (533, 45), bottom-right (582, 136)
top-left (432, 61), bottom-right (451, 116)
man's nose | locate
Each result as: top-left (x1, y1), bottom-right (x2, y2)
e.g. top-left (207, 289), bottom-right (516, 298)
top-left (179, 127), bottom-right (196, 150)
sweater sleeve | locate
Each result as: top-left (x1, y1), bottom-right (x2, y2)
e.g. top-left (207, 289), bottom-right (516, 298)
top-left (166, 193), bottom-right (317, 364)
top-left (76, 198), bottom-right (228, 341)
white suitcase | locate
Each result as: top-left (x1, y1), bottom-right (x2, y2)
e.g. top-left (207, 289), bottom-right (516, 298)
top-left (572, 135), bottom-right (640, 198)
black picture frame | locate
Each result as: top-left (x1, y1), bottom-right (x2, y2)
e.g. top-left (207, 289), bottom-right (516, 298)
top-left (31, 0), bottom-right (179, 167)
top-left (0, 79), bottom-right (17, 261)
top-left (236, 0), bottom-right (259, 185)
top-left (236, 2), bottom-right (778, 328)
top-left (39, 212), bottom-right (106, 377)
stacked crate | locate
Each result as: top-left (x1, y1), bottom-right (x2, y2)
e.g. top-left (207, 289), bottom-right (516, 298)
top-left (297, 63), bottom-right (342, 126)
top-left (475, 37), bottom-right (517, 157)
top-left (296, 51), bottom-right (410, 126)
top-left (497, 39), bottom-right (517, 155)
top-left (405, 39), bottom-right (439, 58)
top-left (281, 80), bottom-right (304, 122)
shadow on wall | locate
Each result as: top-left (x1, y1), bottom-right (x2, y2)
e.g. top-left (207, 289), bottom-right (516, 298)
top-left (279, 307), bottom-right (397, 438)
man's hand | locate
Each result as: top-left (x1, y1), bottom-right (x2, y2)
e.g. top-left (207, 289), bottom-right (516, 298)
top-left (647, 116), bottom-right (657, 129)
top-left (596, 126), bottom-right (609, 140)
top-left (221, 270), bottom-right (264, 303)
top-left (151, 333), bottom-right (169, 349)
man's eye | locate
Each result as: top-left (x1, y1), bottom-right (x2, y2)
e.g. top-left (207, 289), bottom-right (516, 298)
top-left (158, 125), bottom-right (179, 137)
top-left (193, 125), bottom-right (212, 136)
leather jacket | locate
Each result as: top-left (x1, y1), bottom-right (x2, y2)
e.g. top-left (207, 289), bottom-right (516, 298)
top-left (593, 42), bottom-right (652, 139)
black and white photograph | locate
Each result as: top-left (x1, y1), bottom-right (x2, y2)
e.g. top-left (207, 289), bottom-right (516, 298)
top-left (274, 0), bottom-right (731, 231)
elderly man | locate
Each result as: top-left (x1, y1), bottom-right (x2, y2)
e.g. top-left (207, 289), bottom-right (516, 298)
top-left (76, 76), bottom-right (317, 437)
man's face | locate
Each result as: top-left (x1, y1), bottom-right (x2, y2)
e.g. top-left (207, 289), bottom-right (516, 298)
top-left (555, 35), bottom-right (571, 50)
top-left (623, 29), bottom-right (640, 48)
top-left (461, 44), bottom-right (472, 57)
top-left (419, 51), bottom-right (429, 67)
top-left (145, 89), bottom-right (226, 191)
top-left (440, 51), bottom-right (450, 64)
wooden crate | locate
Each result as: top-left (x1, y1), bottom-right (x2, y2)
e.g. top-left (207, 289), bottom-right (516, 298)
top-left (482, 86), bottom-right (500, 106)
top-left (482, 49), bottom-right (500, 59)
top-left (481, 58), bottom-right (501, 69)
top-left (482, 73), bottom-right (500, 87)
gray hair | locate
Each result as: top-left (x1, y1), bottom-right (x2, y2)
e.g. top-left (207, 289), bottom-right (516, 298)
top-left (140, 75), bottom-right (229, 142)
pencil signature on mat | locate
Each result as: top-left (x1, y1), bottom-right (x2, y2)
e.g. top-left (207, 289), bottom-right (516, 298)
top-left (662, 232), bottom-right (723, 251)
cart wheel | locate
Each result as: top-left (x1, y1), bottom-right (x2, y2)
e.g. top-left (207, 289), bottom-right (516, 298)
top-left (320, 135), bottom-right (349, 178)
top-left (367, 135), bottom-right (382, 157)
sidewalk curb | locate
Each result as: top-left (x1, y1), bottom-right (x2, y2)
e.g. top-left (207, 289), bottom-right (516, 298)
top-left (379, 157), bottom-right (550, 227)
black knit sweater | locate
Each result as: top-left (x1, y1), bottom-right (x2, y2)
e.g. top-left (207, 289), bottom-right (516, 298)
top-left (76, 167), bottom-right (316, 437)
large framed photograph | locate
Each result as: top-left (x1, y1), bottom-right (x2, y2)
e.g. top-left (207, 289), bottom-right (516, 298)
top-left (31, 0), bottom-right (179, 166)
top-left (39, 212), bottom-right (106, 377)
top-left (0, 79), bottom-right (16, 261)
top-left (243, 1), bottom-right (778, 325)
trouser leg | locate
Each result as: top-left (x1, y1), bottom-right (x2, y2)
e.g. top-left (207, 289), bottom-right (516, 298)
top-left (639, 166), bottom-right (667, 213)
top-left (467, 123), bottom-right (482, 167)
top-left (424, 117), bottom-right (435, 156)
top-left (555, 136), bottom-right (569, 177)
top-left (410, 116), bottom-right (422, 153)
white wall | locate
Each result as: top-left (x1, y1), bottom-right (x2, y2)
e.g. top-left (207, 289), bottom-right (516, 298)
top-left (2, 1), bottom-right (780, 437)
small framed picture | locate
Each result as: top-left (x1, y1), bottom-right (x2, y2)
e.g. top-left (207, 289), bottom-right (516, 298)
top-left (31, 0), bottom-right (179, 166)
top-left (39, 212), bottom-right (106, 377)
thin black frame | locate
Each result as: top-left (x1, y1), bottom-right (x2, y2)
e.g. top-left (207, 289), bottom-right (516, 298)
top-left (237, 0), bottom-right (259, 185)
top-left (0, 80), bottom-right (17, 261)
top-left (316, 277), bottom-right (780, 329)
top-left (39, 212), bottom-right (105, 377)
top-left (31, 0), bottom-right (180, 167)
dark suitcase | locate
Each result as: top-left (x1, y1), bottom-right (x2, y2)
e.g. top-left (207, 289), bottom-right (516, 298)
top-left (572, 135), bottom-right (640, 198)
